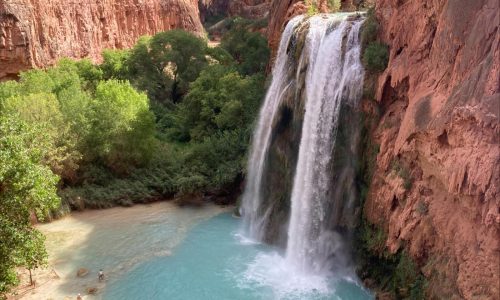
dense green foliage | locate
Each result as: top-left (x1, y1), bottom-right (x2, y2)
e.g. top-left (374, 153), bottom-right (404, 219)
top-left (0, 24), bottom-right (268, 295)
top-left (220, 20), bottom-right (270, 75)
top-left (363, 42), bottom-right (389, 73)
top-left (87, 80), bottom-right (156, 173)
top-left (361, 8), bottom-right (389, 73)
top-left (0, 116), bottom-right (60, 293)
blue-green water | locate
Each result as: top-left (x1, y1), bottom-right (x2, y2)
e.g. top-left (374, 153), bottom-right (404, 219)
top-left (104, 213), bottom-right (372, 300)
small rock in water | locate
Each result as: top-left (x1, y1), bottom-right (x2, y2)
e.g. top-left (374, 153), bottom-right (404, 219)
top-left (87, 287), bottom-right (98, 294)
top-left (76, 268), bottom-right (89, 277)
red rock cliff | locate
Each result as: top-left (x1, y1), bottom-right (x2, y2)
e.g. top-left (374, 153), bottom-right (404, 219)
top-left (267, 0), bottom-right (499, 298)
top-left (0, 0), bottom-right (204, 80)
top-left (366, 0), bottom-right (499, 298)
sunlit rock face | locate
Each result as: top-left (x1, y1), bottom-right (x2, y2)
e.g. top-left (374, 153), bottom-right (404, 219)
top-left (0, 0), bottom-right (204, 80)
top-left (365, 0), bottom-right (499, 298)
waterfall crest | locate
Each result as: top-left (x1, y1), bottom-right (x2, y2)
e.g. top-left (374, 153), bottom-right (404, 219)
top-left (242, 13), bottom-right (365, 276)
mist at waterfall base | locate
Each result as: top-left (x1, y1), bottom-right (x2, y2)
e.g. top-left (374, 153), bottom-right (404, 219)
top-left (239, 13), bottom-right (370, 299)
top-left (105, 213), bottom-right (370, 299)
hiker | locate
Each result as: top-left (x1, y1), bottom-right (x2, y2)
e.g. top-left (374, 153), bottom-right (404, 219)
top-left (76, 293), bottom-right (83, 300)
top-left (98, 269), bottom-right (104, 281)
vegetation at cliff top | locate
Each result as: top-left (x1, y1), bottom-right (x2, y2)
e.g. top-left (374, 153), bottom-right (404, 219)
top-left (0, 24), bottom-right (268, 295)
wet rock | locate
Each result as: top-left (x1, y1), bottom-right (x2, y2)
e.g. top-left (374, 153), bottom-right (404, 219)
top-left (76, 268), bottom-right (89, 277)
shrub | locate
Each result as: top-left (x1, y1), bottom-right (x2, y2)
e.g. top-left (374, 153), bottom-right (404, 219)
top-left (391, 158), bottom-right (413, 191)
top-left (328, 0), bottom-right (341, 12)
top-left (363, 42), bottom-right (389, 73)
top-left (307, 2), bottom-right (319, 16)
top-left (361, 8), bottom-right (379, 48)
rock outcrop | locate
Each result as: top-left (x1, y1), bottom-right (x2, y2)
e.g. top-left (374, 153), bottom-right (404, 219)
top-left (364, 0), bottom-right (499, 298)
top-left (0, 0), bottom-right (204, 80)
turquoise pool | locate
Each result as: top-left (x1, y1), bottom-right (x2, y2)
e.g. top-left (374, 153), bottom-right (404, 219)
top-left (104, 213), bottom-right (372, 300)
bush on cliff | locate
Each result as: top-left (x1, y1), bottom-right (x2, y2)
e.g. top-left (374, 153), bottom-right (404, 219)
top-left (361, 8), bottom-right (389, 73)
top-left (363, 42), bottom-right (389, 73)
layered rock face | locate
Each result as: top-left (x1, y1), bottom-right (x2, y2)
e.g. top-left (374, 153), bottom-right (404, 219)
top-left (365, 0), bottom-right (499, 298)
top-left (0, 0), bottom-right (204, 80)
top-left (199, 0), bottom-right (270, 21)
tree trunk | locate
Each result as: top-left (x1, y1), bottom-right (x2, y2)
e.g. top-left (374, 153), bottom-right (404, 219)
top-left (29, 268), bottom-right (33, 286)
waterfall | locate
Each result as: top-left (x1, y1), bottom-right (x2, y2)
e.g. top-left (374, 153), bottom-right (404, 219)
top-left (285, 16), bottom-right (365, 273)
top-left (240, 16), bottom-right (304, 240)
top-left (241, 13), bottom-right (365, 276)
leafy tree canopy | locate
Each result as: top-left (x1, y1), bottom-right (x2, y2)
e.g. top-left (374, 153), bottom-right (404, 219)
top-left (0, 116), bottom-right (60, 294)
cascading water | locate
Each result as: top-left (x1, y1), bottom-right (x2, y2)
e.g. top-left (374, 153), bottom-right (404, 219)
top-left (104, 13), bottom-right (371, 300)
top-left (241, 12), bottom-right (366, 290)
top-left (286, 16), bottom-right (365, 274)
top-left (240, 16), bottom-right (304, 240)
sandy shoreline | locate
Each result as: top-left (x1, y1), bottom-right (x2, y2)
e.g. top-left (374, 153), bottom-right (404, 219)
top-left (9, 202), bottom-right (231, 300)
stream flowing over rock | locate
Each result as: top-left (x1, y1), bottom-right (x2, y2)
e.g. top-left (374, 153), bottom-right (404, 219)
top-left (242, 13), bottom-right (366, 275)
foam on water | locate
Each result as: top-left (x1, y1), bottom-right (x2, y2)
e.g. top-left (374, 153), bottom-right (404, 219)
top-left (104, 213), bottom-right (372, 300)
top-left (240, 252), bottom-right (331, 299)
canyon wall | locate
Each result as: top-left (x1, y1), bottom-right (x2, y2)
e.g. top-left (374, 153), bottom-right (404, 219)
top-left (0, 0), bottom-right (204, 80)
top-left (267, 0), bottom-right (499, 298)
top-left (365, 0), bottom-right (499, 298)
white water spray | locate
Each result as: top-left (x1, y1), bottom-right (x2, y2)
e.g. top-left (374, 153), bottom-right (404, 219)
top-left (285, 15), bottom-right (365, 273)
top-left (241, 13), bottom-right (365, 284)
top-left (240, 16), bottom-right (304, 240)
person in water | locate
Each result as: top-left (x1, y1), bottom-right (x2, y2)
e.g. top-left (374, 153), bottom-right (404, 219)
top-left (76, 293), bottom-right (82, 300)
top-left (98, 269), bottom-right (104, 281)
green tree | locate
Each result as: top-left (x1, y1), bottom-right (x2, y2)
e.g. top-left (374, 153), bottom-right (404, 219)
top-left (171, 65), bottom-right (264, 141)
top-left (221, 21), bottom-right (270, 75)
top-left (87, 80), bottom-right (156, 173)
top-left (128, 30), bottom-right (208, 102)
top-left (1, 92), bottom-right (81, 181)
top-left (0, 116), bottom-right (60, 294)
top-left (101, 49), bottom-right (131, 81)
